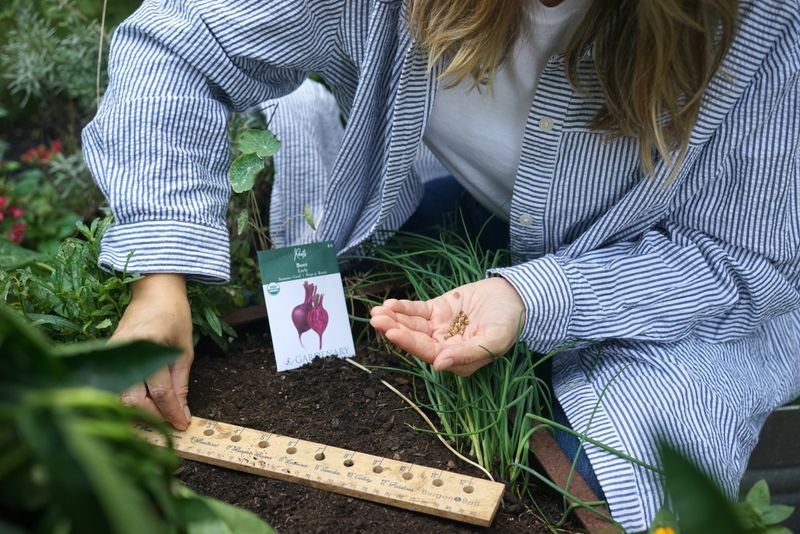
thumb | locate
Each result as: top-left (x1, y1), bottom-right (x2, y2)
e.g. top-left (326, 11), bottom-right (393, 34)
top-left (434, 339), bottom-right (496, 372)
top-left (171, 352), bottom-right (193, 423)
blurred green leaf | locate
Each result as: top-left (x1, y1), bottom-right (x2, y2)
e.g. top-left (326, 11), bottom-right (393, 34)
top-left (746, 479), bottom-right (770, 511)
top-left (762, 504), bottom-right (795, 525)
top-left (0, 519), bottom-right (26, 534)
top-left (176, 486), bottom-right (277, 534)
top-left (198, 492), bottom-right (277, 534)
top-left (733, 502), bottom-right (765, 531)
top-left (229, 153), bottom-right (264, 194)
top-left (57, 416), bottom-right (168, 534)
top-left (0, 306), bottom-right (63, 388)
top-left (203, 307), bottom-right (223, 338)
top-left (176, 495), bottom-right (234, 534)
top-left (0, 240), bottom-right (46, 269)
top-left (303, 203), bottom-right (316, 231)
top-left (661, 443), bottom-right (747, 534)
top-left (648, 506), bottom-right (680, 534)
top-left (27, 313), bottom-right (82, 333)
top-left (236, 208), bottom-right (249, 236)
top-left (53, 340), bottom-right (180, 393)
top-left (236, 129), bottom-right (281, 159)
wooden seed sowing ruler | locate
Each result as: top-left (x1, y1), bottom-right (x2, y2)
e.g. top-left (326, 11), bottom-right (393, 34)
top-left (137, 416), bottom-right (505, 527)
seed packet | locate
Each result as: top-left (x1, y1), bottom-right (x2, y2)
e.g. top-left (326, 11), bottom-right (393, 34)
top-left (258, 242), bottom-right (356, 372)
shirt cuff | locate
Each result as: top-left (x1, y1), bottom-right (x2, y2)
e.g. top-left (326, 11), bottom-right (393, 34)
top-left (488, 255), bottom-right (574, 353)
top-left (99, 220), bottom-right (230, 283)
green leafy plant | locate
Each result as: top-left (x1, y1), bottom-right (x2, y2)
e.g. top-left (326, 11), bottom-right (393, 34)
top-left (228, 126), bottom-right (281, 251)
top-left (0, 304), bottom-right (275, 534)
top-left (0, 160), bottom-right (84, 253)
top-left (648, 443), bottom-right (794, 534)
top-left (0, 217), bottom-right (139, 341)
top-left (0, 216), bottom-right (238, 350)
top-left (222, 112), bottom-right (283, 298)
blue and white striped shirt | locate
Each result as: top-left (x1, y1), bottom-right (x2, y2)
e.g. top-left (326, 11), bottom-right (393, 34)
top-left (83, 0), bottom-right (800, 530)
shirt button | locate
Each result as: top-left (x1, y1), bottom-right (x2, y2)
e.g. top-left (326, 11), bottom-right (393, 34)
top-left (538, 116), bottom-right (555, 132)
top-left (518, 213), bottom-right (534, 226)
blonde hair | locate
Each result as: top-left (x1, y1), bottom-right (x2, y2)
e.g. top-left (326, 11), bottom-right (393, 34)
top-left (408, 0), bottom-right (739, 176)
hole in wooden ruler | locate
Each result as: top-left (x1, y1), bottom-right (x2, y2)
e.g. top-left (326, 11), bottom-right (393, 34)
top-left (314, 452), bottom-right (325, 461)
top-left (343, 459), bottom-right (354, 467)
top-left (258, 441), bottom-right (269, 448)
top-left (432, 479), bottom-right (444, 487)
top-left (463, 485), bottom-right (474, 494)
top-left (402, 472), bottom-right (413, 480)
top-left (372, 466), bottom-right (383, 474)
top-left (203, 429), bottom-right (214, 436)
top-left (230, 435), bottom-right (241, 442)
top-left (286, 447), bottom-right (297, 454)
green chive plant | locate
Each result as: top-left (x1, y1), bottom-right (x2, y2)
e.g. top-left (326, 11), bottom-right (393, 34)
top-left (353, 223), bottom-right (565, 497)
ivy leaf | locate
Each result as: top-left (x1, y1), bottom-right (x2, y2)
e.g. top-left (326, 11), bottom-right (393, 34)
top-left (237, 129), bottom-right (281, 159)
top-left (236, 209), bottom-right (249, 236)
top-left (303, 204), bottom-right (316, 231)
top-left (229, 153), bottom-right (264, 194)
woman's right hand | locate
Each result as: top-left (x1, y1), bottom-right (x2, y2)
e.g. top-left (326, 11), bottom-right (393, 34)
top-left (112, 273), bottom-right (194, 431)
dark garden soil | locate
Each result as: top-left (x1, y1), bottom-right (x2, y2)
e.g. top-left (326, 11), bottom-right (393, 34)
top-left (177, 326), bottom-right (582, 533)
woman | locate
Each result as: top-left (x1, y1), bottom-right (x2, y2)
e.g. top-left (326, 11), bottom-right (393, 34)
top-left (84, 0), bottom-right (800, 530)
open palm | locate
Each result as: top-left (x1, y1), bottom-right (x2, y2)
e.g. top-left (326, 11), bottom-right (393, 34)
top-left (370, 278), bottom-right (525, 376)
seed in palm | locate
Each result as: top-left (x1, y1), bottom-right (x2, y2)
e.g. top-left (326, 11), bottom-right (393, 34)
top-left (444, 311), bottom-right (469, 339)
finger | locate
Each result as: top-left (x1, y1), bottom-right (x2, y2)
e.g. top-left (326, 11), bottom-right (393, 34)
top-left (170, 351), bottom-right (194, 424)
top-left (384, 325), bottom-right (440, 363)
top-left (381, 298), bottom-right (433, 320)
top-left (447, 361), bottom-right (489, 377)
top-left (370, 313), bottom-right (399, 334)
top-left (120, 382), bottom-right (162, 419)
top-left (434, 339), bottom-right (497, 372)
top-left (370, 307), bottom-right (431, 335)
top-left (146, 367), bottom-right (189, 431)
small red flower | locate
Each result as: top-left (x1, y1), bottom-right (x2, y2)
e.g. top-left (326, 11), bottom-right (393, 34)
top-left (36, 145), bottom-right (50, 162)
top-left (8, 206), bottom-right (23, 219)
top-left (49, 140), bottom-right (63, 154)
top-left (20, 149), bottom-right (37, 164)
top-left (0, 212), bottom-right (4, 223)
top-left (8, 222), bottom-right (25, 244)
top-left (0, 196), bottom-right (7, 210)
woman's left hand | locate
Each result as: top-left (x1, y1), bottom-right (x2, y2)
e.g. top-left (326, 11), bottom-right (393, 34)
top-left (370, 277), bottom-right (526, 376)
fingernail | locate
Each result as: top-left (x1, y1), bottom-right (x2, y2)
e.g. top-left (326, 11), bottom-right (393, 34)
top-left (435, 358), bottom-right (453, 371)
top-left (184, 405), bottom-right (192, 423)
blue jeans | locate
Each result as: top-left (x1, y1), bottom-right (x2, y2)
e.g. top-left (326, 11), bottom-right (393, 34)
top-left (404, 176), bottom-right (605, 500)
top-left (401, 177), bottom-right (509, 250)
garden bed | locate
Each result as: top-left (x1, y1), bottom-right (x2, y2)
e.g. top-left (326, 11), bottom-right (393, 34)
top-left (175, 325), bottom-right (580, 533)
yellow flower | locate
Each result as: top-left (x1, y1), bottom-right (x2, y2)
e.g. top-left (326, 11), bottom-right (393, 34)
top-left (653, 528), bottom-right (676, 534)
